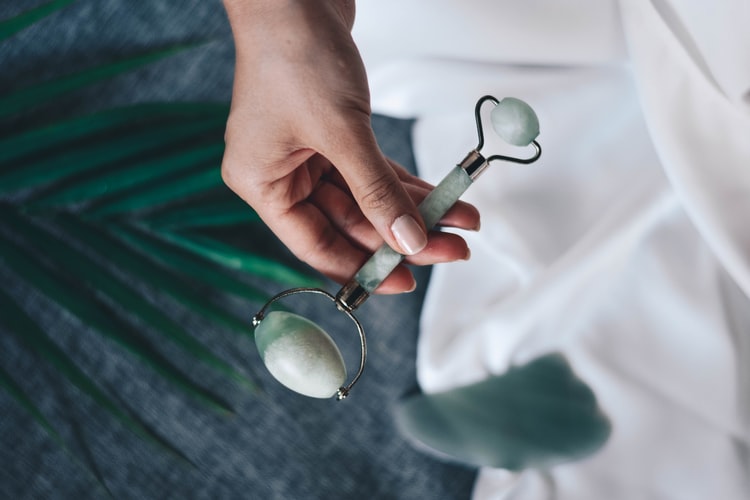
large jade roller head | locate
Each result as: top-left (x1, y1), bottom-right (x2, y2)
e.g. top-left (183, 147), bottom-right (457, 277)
top-left (252, 95), bottom-right (541, 400)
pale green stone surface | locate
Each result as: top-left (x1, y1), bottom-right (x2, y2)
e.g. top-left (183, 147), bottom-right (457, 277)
top-left (490, 97), bottom-right (540, 147)
top-left (355, 166), bottom-right (474, 292)
top-left (255, 311), bottom-right (346, 398)
top-left (419, 166), bottom-right (473, 229)
top-left (355, 244), bottom-right (404, 292)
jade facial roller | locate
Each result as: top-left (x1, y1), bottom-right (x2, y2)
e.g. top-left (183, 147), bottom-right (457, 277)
top-left (252, 95), bottom-right (542, 400)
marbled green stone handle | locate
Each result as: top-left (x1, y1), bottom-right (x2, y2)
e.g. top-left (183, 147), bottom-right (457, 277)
top-left (354, 166), bottom-right (474, 292)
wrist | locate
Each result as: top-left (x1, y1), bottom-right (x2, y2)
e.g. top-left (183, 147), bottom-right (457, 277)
top-left (223, 0), bottom-right (355, 30)
top-left (222, 0), bottom-right (284, 21)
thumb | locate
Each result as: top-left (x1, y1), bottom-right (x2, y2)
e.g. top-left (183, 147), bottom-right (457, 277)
top-left (324, 122), bottom-right (427, 256)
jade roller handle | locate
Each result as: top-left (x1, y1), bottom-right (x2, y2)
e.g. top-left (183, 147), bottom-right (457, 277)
top-left (355, 154), bottom-right (481, 292)
top-left (335, 96), bottom-right (541, 311)
top-left (334, 150), bottom-right (488, 311)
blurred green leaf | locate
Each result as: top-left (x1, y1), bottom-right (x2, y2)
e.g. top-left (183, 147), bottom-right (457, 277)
top-left (0, 4), bottom-right (320, 471)
top-left (156, 228), bottom-right (324, 288)
top-left (0, 116), bottom-right (224, 194)
top-left (55, 213), bottom-right (256, 345)
top-left (88, 166), bottom-right (225, 216)
top-left (28, 143), bottom-right (226, 208)
top-left (0, 97), bottom-right (321, 462)
top-left (0, 0), bottom-right (77, 41)
top-left (137, 192), bottom-right (261, 230)
top-left (0, 41), bottom-right (206, 119)
top-left (0, 362), bottom-right (62, 445)
top-left (0, 103), bottom-right (227, 168)
top-left (110, 223), bottom-right (272, 305)
top-left (0, 225), bottom-right (234, 415)
top-left (0, 287), bottom-right (198, 463)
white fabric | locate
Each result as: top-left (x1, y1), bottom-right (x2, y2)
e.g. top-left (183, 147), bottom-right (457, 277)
top-left (353, 1), bottom-right (750, 499)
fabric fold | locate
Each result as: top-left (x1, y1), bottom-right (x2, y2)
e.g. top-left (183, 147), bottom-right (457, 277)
top-left (353, 1), bottom-right (750, 498)
top-left (621, 0), bottom-right (750, 298)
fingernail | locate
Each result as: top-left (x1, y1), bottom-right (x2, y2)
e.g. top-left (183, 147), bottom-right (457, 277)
top-left (463, 247), bottom-right (472, 260)
top-left (391, 215), bottom-right (427, 255)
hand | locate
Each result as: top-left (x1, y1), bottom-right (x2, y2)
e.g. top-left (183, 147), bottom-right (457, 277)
top-left (221, 0), bottom-right (479, 293)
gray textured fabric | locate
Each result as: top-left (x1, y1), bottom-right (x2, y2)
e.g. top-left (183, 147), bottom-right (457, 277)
top-left (0, 1), bottom-right (476, 498)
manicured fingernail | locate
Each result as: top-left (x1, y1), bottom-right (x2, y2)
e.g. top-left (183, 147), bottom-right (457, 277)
top-left (391, 215), bottom-right (427, 255)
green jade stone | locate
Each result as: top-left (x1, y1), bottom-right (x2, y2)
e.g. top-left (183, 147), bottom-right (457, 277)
top-left (255, 311), bottom-right (346, 398)
top-left (490, 97), bottom-right (540, 147)
top-left (355, 166), bottom-right (474, 292)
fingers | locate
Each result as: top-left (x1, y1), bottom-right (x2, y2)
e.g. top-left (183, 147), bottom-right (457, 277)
top-left (259, 199), bottom-right (369, 285)
top-left (308, 175), bottom-right (474, 263)
top-left (405, 232), bottom-right (471, 265)
top-left (322, 128), bottom-right (480, 249)
top-left (316, 114), bottom-right (429, 257)
top-left (252, 196), bottom-right (419, 293)
top-left (363, 233), bottom-right (471, 295)
top-left (405, 182), bottom-right (481, 231)
top-left (310, 167), bottom-right (480, 246)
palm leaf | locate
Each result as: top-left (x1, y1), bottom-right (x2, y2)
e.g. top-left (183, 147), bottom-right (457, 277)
top-left (111, 223), bottom-right (273, 305)
top-left (34, 212), bottom-right (253, 387)
top-left (0, 362), bottom-right (62, 445)
top-left (0, 103), bottom-right (227, 167)
top-left (27, 142), bottom-right (226, 207)
top-left (0, 287), bottom-right (195, 462)
top-left (55, 213), bottom-right (256, 344)
top-left (143, 191), bottom-right (262, 230)
top-left (0, 0), bottom-right (77, 41)
top-left (155, 227), bottom-right (323, 288)
top-left (0, 115), bottom-right (225, 193)
top-left (87, 163), bottom-right (225, 216)
top-left (0, 226), bottom-right (234, 415)
top-left (0, 3), bottom-right (321, 464)
top-left (0, 41), bottom-right (205, 120)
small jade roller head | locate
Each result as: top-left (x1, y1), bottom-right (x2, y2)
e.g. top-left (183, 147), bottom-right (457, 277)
top-left (490, 97), bottom-right (540, 147)
top-left (251, 95), bottom-right (541, 401)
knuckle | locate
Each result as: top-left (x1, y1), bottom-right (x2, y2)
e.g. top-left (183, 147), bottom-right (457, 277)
top-left (220, 155), bottom-right (242, 191)
top-left (220, 157), bottom-right (236, 188)
top-left (359, 173), bottom-right (401, 212)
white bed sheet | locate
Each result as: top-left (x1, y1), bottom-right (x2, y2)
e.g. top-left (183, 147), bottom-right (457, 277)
top-left (353, 1), bottom-right (750, 498)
